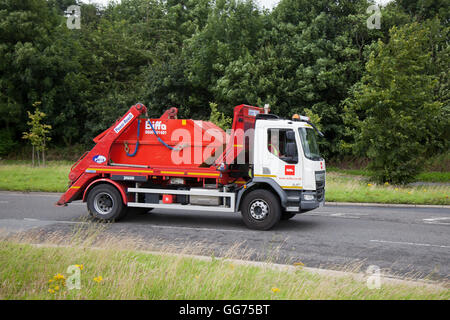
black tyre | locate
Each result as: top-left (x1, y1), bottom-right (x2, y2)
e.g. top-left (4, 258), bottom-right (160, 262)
top-left (281, 212), bottom-right (297, 220)
top-left (87, 184), bottom-right (127, 221)
top-left (240, 189), bottom-right (281, 230)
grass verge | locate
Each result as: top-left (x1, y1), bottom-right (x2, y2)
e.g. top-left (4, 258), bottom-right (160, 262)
top-left (326, 172), bottom-right (449, 205)
top-left (0, 161), bottom-right (70, 192)
top-left (0, 240), bottom-right (448, 300)
top-left (327, 167), bottom-right (450, 183)
top-left (0, 161), bottom-right (448, 205)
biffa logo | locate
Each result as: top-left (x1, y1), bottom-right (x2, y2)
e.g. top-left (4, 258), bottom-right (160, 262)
top-left (285, 165), bottom-right (295, 176)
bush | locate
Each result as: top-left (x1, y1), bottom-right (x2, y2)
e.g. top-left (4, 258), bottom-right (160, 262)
top-left (0, 130), bottom-right (17, 156)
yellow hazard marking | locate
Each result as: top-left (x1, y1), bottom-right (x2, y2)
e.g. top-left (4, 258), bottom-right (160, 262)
top-left (187, 172), bottom-right (220, 177)
top-left (281, 186), bottom-right (303, 189)
top-left (87, 168), bottom-right (154, 174)
top-left (161, 171), bottom-right (185, 175)
top-left (233, 144), bottom-right (243, 147)
top-left (182, 119), bottom-right (187, 125)
top-left (254, 174), bottom-right (277, 178)
top-left (70, 186), bottom-right (80, 189)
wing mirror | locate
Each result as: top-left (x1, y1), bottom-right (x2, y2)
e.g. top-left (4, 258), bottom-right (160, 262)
top-left (284, 142), bottom-right (298, 163)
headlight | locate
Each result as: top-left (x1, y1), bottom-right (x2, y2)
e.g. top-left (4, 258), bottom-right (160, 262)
top-left (304, 194), bottom-right (315, 201)
top-left (315, 172), bottom-right (325, 182)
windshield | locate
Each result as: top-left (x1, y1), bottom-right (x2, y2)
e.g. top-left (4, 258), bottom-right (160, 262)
top-left (298, 127), bottom-right (321, 160)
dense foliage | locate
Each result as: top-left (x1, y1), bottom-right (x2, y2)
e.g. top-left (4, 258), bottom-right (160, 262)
top-left (344, 19), bottom-right (448, 183)
top-left (0, 0), bottom-right (448, 182)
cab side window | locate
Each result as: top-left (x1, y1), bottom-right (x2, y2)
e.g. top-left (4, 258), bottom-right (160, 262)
top-left (267, 129), bottom-right (298, 164)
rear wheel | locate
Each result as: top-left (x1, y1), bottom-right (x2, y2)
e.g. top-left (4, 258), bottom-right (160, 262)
top-left (87, 184), bottom-right (127, 221)
top-left (240, 189), bottom-right (281, 230)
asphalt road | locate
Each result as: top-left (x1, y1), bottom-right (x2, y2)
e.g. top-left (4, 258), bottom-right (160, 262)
top-left (0, 191), bottom-right (449, 280)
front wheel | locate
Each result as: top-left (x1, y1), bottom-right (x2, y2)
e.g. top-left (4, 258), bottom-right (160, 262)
top-left (240, 189), bottom-right (281, 230)
top-left (87, 184), bottom-right (127, 221)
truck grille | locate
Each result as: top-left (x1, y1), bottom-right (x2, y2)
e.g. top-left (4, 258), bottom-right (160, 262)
top-left (316, 181), bottom-right (325, 202)
top-left (316, 180), bottom-right (325, 189)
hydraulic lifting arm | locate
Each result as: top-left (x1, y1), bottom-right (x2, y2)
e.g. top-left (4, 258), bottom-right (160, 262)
top-left (55, 103), bottom-right (147, 206)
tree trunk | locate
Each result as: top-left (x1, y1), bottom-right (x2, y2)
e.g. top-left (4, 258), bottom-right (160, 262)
top-left (32, 145), bottom-right (35, 167)
top-left (42, 140), bottom-right (46, 166)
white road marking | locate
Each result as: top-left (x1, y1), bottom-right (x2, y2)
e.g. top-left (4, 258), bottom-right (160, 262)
top-left (149, 224), bottom-right (250, 233)
top-left (423, 217), bottom-right (450, 226)
top-left (329, 212), bottom-right (368, 219)
top-left (306, 211), bottom-right (369, 219)
top-left (370, 239), bottom-right (450, 249)
top-left (22, 218), bottom-right (86, 224)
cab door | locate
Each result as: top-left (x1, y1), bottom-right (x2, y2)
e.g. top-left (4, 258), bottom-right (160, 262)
top-left (254, 126), bottom-right (303, 190)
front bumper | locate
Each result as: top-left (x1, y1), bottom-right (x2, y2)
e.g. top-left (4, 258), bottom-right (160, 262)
top-left (300, 189), bottom-right (325, 210)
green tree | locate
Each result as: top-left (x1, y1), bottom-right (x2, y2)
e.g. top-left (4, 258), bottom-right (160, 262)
top-left (183, 0), bottom-right (263, 118)
top-left (396, 0), bottom-right (449, 22)
top-left (213, 0), bottom-right (411, 158)
top-left (22, 102), bottom-right (52, 166)
top-left (209, 102), bottom-right (232, 129)
top-left (344, 20), bottom-right (448, 184)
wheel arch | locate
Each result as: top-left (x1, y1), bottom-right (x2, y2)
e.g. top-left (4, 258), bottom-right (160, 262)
top-left (236, 178), bottom-right (287, 211)
top-left (82, 178), bottom-right (128, 205)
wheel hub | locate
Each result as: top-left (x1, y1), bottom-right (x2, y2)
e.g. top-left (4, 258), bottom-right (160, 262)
top-left (249, 200), bottom-right (269, 220)
top-left (93, 192), bottom-right (114, 215)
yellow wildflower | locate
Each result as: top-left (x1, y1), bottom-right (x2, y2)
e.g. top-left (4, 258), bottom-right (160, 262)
top-left (293, 262), bottom-right (304, 267)
top-left (271, 287), bottom-right (280, 293)
top-left (384, 182), bottom-right (389, 185)
top-left (48, 289), bottom-right (55, 294)
top-left (93, 276), bottom-right (103, 283)
top-left (367, 183), bottom-right (373, 187)
top-left (54, 273), bottom-right (65, 280)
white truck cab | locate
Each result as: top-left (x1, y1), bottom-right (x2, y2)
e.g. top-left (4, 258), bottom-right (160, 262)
top-left (242, 116), bottom-right (325, 219)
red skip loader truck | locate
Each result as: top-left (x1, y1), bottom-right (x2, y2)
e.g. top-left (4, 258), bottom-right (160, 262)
top-left (57, 103), bottom-right (325, 230)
